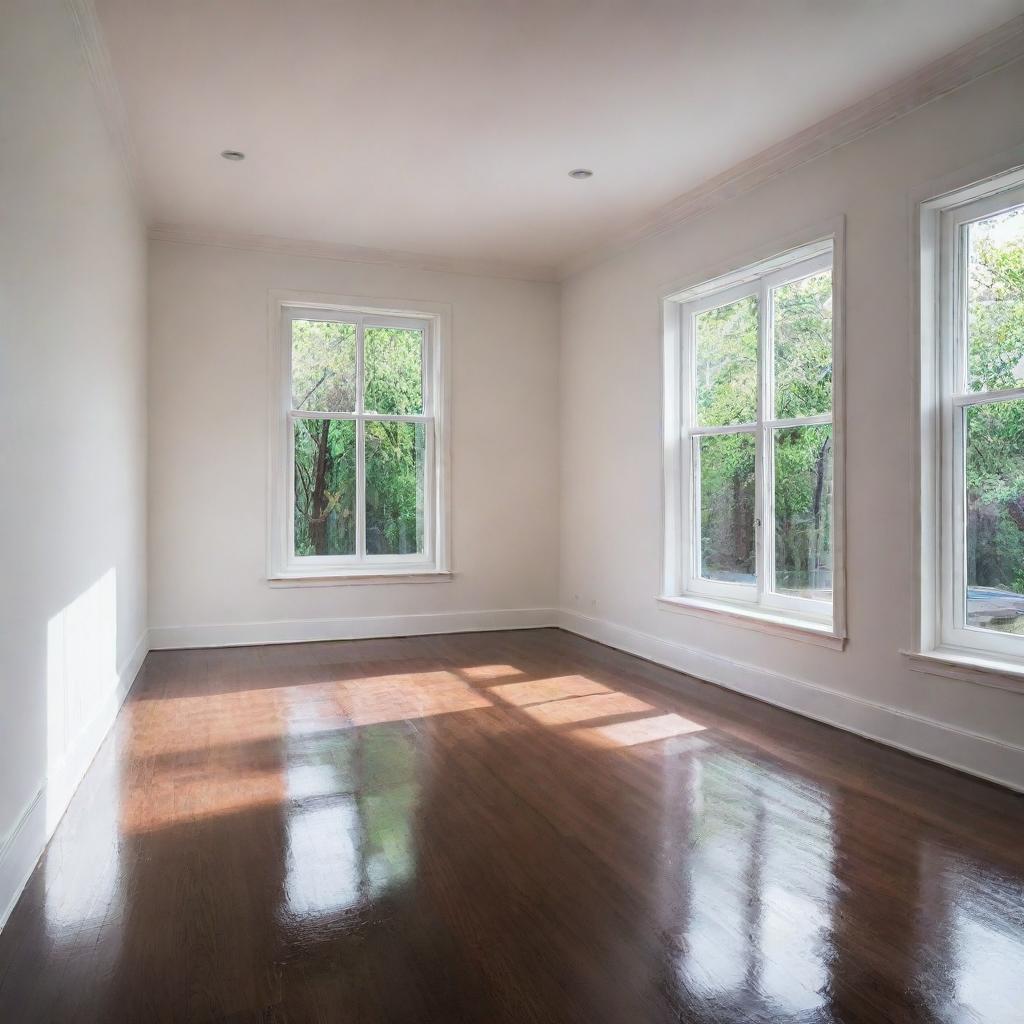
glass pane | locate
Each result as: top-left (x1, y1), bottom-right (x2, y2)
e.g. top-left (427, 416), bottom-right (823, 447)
top-left (291, 319), bottom-right (357, 412)
top-left (365, 420), bottom-right (426, 556)
top-left (697, 432), bottom-right (756, 584)
top-left (967, 204), bottom-right (1024, 393)
top-left (773, 424), bottom-right (833, 601)
top-left (293, 418), bottom-right (356, 556)
top-left (695, 295), bottom-right (758, 426)
top-left (773, 270), bottom-right (832, 419)
top-left (364, 326), bottom-right (423, 415)
top-left (965, 400), bottom-right (1024, 632)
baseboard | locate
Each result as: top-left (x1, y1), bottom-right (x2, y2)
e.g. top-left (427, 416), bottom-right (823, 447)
top-left (0, 629), bottom-right (150, 934)
top-left (148, 607), bottom-right (561, 650)
top-left (557, 609), bottom-right (1024, 793)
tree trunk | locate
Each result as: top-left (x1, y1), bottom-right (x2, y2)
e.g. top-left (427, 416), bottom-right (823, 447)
top-left (810, 435), bottom-right (831, 587)
top-left (310, 419), bottom-right (331, 555)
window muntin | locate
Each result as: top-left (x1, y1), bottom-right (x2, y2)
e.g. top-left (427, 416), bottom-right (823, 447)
top-left (671, 244), bottom-right (836, 625)
top-left (938, 188), bottom-right (1024, 656)
top-left (274, 304), bottom-right (443, 578)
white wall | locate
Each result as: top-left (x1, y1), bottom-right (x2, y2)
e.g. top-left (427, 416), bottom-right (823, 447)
top-left (560, 59), bottom-right (1024, 790)
top-left (147, 241), bottom-right (560, 647)
top-left (0, 0), bottom-right (148, 924)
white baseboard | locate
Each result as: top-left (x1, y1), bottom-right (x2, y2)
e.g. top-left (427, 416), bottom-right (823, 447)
top-left (149, 607), bottom-right (560, 650)
top-left (0, 630), bottom-right (149, 934)
top-left (558, 609), bottom-right (1024, 793)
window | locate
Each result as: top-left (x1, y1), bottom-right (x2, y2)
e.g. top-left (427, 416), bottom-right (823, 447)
top-left (269, 295), bottom-right (449, 581)
top-left (661, 236), bottom-right (843, 639)
top-left (919, 170), bottom-right (1024, 668)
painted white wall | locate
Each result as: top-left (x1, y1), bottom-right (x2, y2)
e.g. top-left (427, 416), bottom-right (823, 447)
top-left (147, 241), bottom-right (560, 646)
top-left (0, 0), bottom-right (148, 924)
top-left (560, 59), bottom-right (1024, 789)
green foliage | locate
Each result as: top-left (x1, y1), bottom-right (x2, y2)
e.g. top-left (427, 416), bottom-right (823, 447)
top-left (365, 421), bottom-right (424, 555)
top-left (966, 400), bottom-right (1024, 593)
top-left (294, 418), bottom-right (356, 556)
top-left (695, 295), bottom-right (757, 426)
top-left (292, 320), bottom-right (356, 411)
top-left (695, 272), bottom-right (833, 595)
top-left (365, 328), bottom-right (423, 415)
top-left (773, 425), bottom-right (832, 595)
top-left (968, 210), bottom-right (1024, 393)
top-left (699, 433), bottom-right (755, 579)
top-left (773, 271), bottom-right (832, 419)
top-left (694, 213), bottom-right (1024, 606)
top-left (964, 211), bottom-right (1024, 597)
top-left (292, 323), bottom-right (425, 558)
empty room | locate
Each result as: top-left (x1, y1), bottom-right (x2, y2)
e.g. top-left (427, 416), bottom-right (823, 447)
top-left (3, 1), bottom-right (1024, 1021)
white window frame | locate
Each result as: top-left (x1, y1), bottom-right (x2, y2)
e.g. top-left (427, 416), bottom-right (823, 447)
top-left (660, 230), bottom-right (846, 647)
top-left (916, 167), bottom-right (1024, 678)
top-left (267, 290), bottom-right (451, 584)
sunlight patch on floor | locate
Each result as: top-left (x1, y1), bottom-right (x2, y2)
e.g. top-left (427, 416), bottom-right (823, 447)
top-left (488, 675), bottom-right (610, 707)
top-left (571, 713), bottom-right (706, 748)
top-left (521, 691), bottom-right (653, 726)
top-left (457, 664), bottom-right (527, 682)
top-left (339, 670), bottom-right (492, 725)
top-left (121, 768), bottom-right (286, 833)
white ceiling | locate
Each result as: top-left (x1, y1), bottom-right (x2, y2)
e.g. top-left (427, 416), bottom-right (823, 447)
top-left (95, 0), bottom-right (1024, 274)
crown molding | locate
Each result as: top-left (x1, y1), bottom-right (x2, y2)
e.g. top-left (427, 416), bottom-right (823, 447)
top-left (66, 0), bottom-right (141, 205)
top-left (148, 223), bottom-right (559, 284)
top-left (559, 14), bottom-right (1024, 279)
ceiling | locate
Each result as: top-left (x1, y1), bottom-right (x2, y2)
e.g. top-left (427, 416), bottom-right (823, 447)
top-left (94, 0), bottom-right (1024, 276)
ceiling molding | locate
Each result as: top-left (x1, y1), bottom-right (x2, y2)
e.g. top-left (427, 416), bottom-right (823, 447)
top-left (148, 224), bottom-right (559, 283)
top-left (559, 14), bottom-right (1024, 279)
top-left (66, 0), bottom-right (141, 204)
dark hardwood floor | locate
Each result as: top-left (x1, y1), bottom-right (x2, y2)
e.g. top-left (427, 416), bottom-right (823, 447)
top-left (0, 628), bottom-right (1022, 1023)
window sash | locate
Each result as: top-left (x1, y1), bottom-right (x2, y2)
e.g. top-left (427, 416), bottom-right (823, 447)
top-left (938, 184), bottom-right (1024, 658)
top-left (283, 306), bottom-right (436, 571)
top-left (678, 250), bottom-right (834, 621)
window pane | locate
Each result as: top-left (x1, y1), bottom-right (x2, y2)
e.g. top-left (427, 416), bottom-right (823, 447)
top-left (293, 418), bottom-right (356, 556)
top-left (365, 420), bottom-right (426, 556)
top-left (773, 270), bottom-right (832, 419)
top-left (695, 295), bottom-right (758, 426)
top-left (965, 400), bottom-right (1024, 632)
top-left (364, 326), bottom-right (423, 415)
top-left (967, 205), bottom-right (1024, 393)
top-left (292, 319), bottom-right (357, 412)
top-left (773, 424), bottom-right (832, 600)
top-left (697, 432), bottom-right (755, 584)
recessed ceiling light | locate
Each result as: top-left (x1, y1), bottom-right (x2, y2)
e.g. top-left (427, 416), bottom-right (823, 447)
top-left (568, 168), bottom-right (593, 179)
top-left (221, 150), bottom-right (245, 161)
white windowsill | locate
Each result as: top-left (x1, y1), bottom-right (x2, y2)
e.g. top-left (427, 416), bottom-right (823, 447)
top-left (268, 569), bottom-right (453, 588)
top-left (902, 647), bottom-right (1024, 694)
top-left (657, 594), bottom-right (845, 649)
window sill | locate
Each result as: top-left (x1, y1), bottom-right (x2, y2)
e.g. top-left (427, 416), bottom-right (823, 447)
top-left (268, 569), bottom-right (453, 589)
top-left (902, 647), bottom-right (1024, 694)
top-left (656, 594), bottom-right (845, 649)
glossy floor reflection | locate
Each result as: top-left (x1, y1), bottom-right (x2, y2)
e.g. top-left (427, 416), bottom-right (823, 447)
top-left (1, 629), bottom-right (1022, 1023)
